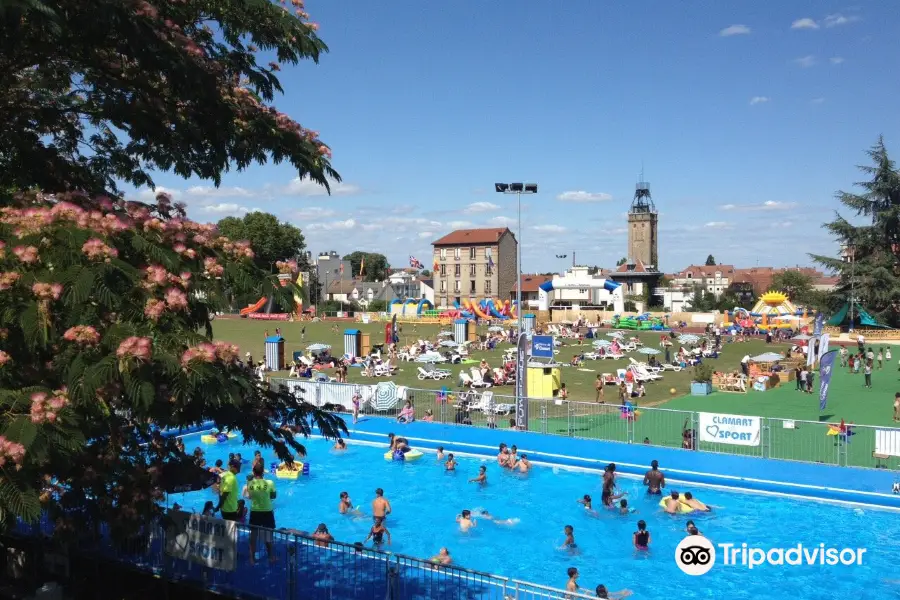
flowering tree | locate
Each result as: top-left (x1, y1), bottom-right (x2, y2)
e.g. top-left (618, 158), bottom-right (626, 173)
top-left (0, 191), bottom-right (346, 534)
top-left (0, 0), bottom-right (336, 199)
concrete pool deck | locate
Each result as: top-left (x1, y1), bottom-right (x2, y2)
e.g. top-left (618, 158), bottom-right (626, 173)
top-left (335, 417), bottom-right (900, 509)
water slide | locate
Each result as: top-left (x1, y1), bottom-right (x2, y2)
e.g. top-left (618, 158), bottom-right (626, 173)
top-left (538, 277), bottom-right (624, 313)
top-left (240, 297), bottom-right (266, 316)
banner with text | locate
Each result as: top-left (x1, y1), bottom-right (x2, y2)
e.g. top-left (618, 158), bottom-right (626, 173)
top-left (165, 510), bottom-right (237, 571)
top-left (819, 349), bottom-right (837, 411)
top-left (698, 412), bottom-right (761, 446)
top-left (531, 335), bottom-right (555, 359)
top-left (515, 332), bottom-right (529, 429)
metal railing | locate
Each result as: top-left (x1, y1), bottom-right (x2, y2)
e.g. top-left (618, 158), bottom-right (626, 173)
top-left (13, 514), bottom-right (594, 600)
top-left (271, 378), bottom-right (900, 471)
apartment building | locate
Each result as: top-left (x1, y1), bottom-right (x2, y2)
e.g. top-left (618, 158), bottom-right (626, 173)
top-left (431, 227), bottom-right (518, 308)
top-left (670, 264), bottom-right (737, 296)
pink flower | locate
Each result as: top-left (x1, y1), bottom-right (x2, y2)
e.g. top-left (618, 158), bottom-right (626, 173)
top-left (82, 238), bottom-right (118, 261)
top-left (30, 389), bottom-right (68, 424)
top-left (0, 435), bottom-right (26, 468)
top-left (0, 272), bottom-right (20, 291)
top-left (318, 145), bottom-right (333, 159)
top-left (117, 336), bottom-right (152, 361)
top-left (13, 245), bottom-right (39, 264)
top-left (63, 325), bottom-right (101, 346)
top-left (214, 341), bottom-right (240, 363)
top-left (181, 343), bottom-right (217, 366)
top-left (32, 282), bottom-right (63, 301)
top-left (164, 288), bottom-right (188, 311)
top-left (173, 243), bottom-right (186, 254)
top-left (0, 351), bottom-right (10, 365)
top-left (145, 265), bottom-right (168, 287)
top-left (144, 299), bottom-right (166, 321)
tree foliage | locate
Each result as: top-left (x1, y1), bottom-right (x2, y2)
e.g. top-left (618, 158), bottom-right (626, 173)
top-left (705, 254), bottom-right (716, 266)
top-left (0, 191), bottom-right (346, 534)
top-left (217, 212), bottom-right (306, 270)
top-left (343, 251), bottom-right (390, 281)
top-left (0, 0), bottom-right (337, 201)
top-left (615, 257), bottom-right (627, 266)
top-left (811, 137), bottom-right (900, 326)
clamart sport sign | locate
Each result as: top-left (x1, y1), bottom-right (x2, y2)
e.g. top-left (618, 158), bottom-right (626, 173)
top-left (698, 412), bottom-right (761, 446)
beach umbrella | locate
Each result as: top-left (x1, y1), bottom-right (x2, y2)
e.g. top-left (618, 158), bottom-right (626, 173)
top-left (677, 334), bottom-right (700, 345)
top-left (637, 347), bottom-right (661, 355)
top-left (416, 353), bottom-right (445, 363)
top-left (437, 331), bottom-right (454, 337)
top-left (439, 340), bottom-right (458, 347)
top-left (373, 381), bottom-right (399, 411)
top-left (488, 326), bottom-right (504, 332)
top-left (306, 343), bottom-right (331, 352)
top-left (750, 352), bottom-right (784, 362)
top-left (592, 339), bottom-right (612, 347)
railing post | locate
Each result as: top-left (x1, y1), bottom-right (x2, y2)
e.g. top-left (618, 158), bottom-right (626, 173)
top-left (540, 401), bottom-right (548, 434)
top-left (567, 401), bottom-right (573, 436)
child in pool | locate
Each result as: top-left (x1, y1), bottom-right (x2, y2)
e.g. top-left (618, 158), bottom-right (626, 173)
top-left (333, 438), bottom-right (346, 450)
top-left (476, 510), bottom-right (518, 526)
top-left (339, 491), bottom-right (355, 514)
top-left (431, 547), bottom-right (452, 565)
top-left (436, 446), bottom-right (445, 461)
top-left (633, 520), bottom-right (650, 550)
top-left (561, 525), bottom-right (577, 549)
top-left (365, 517), bottom-right (391, 547)
top-left (686, 520), bottom-right (703, 536)
top-left (469, 465), bottom-right (487, 485)
top-left (577, 494), bottom-right (593, 510)
top-left (236, 499), bottom-right (248, 523)
top-left (445, 453), bottom-right (457, 471)
top-left (456, 509), bottom-right (476, 532)
top-left (619, 499), bottom-right (636, 515)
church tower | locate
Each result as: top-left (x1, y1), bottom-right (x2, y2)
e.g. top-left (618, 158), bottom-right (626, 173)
top-left (627, 178), bottom-right (658, 268)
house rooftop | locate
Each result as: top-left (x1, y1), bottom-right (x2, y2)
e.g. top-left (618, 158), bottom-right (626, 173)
top-left (432, 227), bottom-right (514, 246)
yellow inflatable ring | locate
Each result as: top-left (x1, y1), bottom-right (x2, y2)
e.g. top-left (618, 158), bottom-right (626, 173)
top-left (659, 498), bottom-right (695, 513)
top-left (275, 462), bottom-right (303, 479)
top-left (200, 432), bottom-right (237, 444)
top-left (383, 449), bottom-right (424, 462)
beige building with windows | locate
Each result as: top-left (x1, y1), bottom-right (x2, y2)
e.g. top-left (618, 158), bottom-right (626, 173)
top-left (431, 227), bottom-right (518, 308)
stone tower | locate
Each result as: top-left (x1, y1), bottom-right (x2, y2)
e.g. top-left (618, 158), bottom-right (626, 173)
top-left (627, 180), bottom-right (658, 268)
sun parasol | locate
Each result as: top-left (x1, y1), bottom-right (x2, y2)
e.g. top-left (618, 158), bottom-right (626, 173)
top-left (592, 339), bottom-right (612, 347)
top-left (373, 381), bottom-right (400, 411)
top-left (488, 326), bottom-right (504, 332)
top-left (677, 334), bottom-right (700, 345)
top-left (306, 343), bottom-right (331, 352)
top-left (637, 347), bottom-right (661, 355)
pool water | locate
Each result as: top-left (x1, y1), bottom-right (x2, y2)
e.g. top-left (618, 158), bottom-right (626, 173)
top-left (172, 433), bottom-right (900, 600)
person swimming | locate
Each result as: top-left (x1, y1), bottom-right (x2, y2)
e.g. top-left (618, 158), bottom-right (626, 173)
top-left (469, 465), bottom-right (487, 485)
top-left (496, 443), bottom-right (507, 466)
top-left (632, 520), bottom-right (650, 550)
top-left (619, 499), bottom-right (636, 515)
top-left (682, 492), bottom-right (710, 512)
top-left (431, 547), bottom-right (452, 565)
top-left (338, 491), bottom-right (354, 514)
top-left (445, 453), bottom-right (457, 471)
top-left (601, 480), bottom-right (626, 508)
top-left (365, 517), bottom-right (391, 547)
top-left (596, 584), bottom-right (633, 599)
top-left (603, 463), bottom-right (617, 489)
top-left (475, 510), bottom-right (519, 526)
top-left (663, 491), bottom-right (683, 514)
top-left (457, 509), bottom-right (476, 532)
top-left (333, 438), bottom-right (347, 450)
top-left (686, 520), bottom-right (703, 536)
top-left (577, 494), bottom-right (593, 511)
top-left (643, 460), bottom-right (665, 495)
top-left (517, 454), bottom-right (531, 473)
top-left (561, 525), bottom-right (577, 549)
top-left (436, 446), bottom-right (445, 460)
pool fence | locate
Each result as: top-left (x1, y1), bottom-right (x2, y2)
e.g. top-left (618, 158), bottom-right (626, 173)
top-left (12, 514), bottom-right (596, 600)
top-left (270, 378), bottom-right (900, 471)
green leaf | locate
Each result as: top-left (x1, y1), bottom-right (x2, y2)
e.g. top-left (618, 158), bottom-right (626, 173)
top-left (2, 416), bottom-right (38, 448)
top-left (0, 474), bottom-right (42, 524)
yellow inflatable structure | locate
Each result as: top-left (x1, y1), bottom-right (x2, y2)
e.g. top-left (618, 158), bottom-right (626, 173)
top-left (275, 462), bottom-right (304, 479)
top-left (659, 497), bottom-right (695, 513)
top-left (383, 449), bottom-right (424, 462)
top-left (200, 431), bottom-right (237, 444)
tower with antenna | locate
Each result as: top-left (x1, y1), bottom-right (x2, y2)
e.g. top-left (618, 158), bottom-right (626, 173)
top-left (627, 170), bottom-right (659, 269)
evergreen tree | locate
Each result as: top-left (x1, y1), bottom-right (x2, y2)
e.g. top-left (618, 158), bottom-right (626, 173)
top-left (812, 137), bottom-right (900, 326)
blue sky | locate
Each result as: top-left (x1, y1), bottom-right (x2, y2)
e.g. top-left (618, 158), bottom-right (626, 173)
top-left (132, 1), bottom-right (900, 274)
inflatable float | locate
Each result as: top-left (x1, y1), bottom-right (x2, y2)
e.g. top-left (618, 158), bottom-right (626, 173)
top-left (384, 449), bottom-right (424, 462)
top-left (659, 498), bottom-right (695, 513)
top-left (201, 431), bottom-right (237, 444)
top-left (274, 462), bottom-right (304, 479)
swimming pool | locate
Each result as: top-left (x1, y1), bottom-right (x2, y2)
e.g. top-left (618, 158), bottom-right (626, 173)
top-left (172, 433), bottom-right (900, 600)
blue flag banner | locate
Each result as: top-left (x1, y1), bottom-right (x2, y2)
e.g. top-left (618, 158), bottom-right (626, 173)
top-left (531, 335), bottom-right (554, 359)
top-left (515, 332), bottom-right (529, 429)
top-left (819, 349), bottom-right (838, 410)
top-left (813, 312), bottom-right (825, 336)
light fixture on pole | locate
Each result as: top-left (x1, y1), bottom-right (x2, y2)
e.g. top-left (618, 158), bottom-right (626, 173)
top-left (495, 182), bottom-right (538, 430)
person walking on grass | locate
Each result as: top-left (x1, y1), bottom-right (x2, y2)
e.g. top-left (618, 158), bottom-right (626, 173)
top-left (595, 374), bottom-right (605, 403)
top-left (806, 368), bottom-right (815, 394)
top-left (893, 392), bottom-right (900, 422)
top-left (798, 367), bottom-right (807, 392)
top-left (877, 348), bottom-right (884, 370)
top-left (864, 360), bottom-right (873, 389)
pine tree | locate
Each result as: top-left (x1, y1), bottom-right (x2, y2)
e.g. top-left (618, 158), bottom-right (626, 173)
top-left (812, 137), bottom-right (900, 326)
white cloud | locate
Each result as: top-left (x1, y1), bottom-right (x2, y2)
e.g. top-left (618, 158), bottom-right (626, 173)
top-left (201, 203), bottom-right (253, 215)
top-left (488, 216), bottom-right (517, 227)
top-left (186, 185), bottom-right (253, 198)
top-left (811, 97), bottom-right (826, 104)
top-left (793, 55), bottom-right (817, 68)
top-left (830, 56), bottom-right (845, 65)
top-left (293, 206), bottom-right (336, 221)
top-left (704, 221), bottom-right (731, 229)
top-left (463, 202), bottom-right (500, 214)
top-left (823, 13), bottom-right (859, 28)
top-left (307, 218), bottom-right (357, 231)
top-left (771, 221), bottom-right (794, 229)
top-left (282, 177), bottom-right (361, 197)
top-left (417, 231), bottom-right (434, 239)
top-left (556, 191), bottom-right (613, 203)
top-left (532, 224), bottom-right (567, 233)
top-left (719, 24), bottom-right (751, 37)
top-left (720, 201), bottom-right (798, 211)
top-left (790, 18), bottom-right (819, 30)
top-left (447, 220), bottom-right (474, 229)
top-left (749, 96), bottom-right (770, 105)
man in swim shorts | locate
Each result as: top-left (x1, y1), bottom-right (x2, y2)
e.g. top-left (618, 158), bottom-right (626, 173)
top-left (682, 492), bottom-right (710, 512)
top-left (372, 488), bottom-right (391, 521)
top-left (215, 459), bottom-right (241, 520)
top-left (663, 491), bottom-right (682, 514)
top-left (643, 460), bottom-right (665, 495)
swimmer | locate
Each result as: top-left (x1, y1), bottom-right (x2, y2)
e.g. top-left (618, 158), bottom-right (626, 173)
top-left (619, 499), bottom-right (636, 515)
top-left (236, 499), bottom-right (248, 524)
top-left (431, 547), bottom-right (452, 565)
top-left (469, 465), bottom-right (487, 485)
top-left (456, 509), bottom-right (477, 532)
top-left (509, 444), bottom-right (519, 466)
top-left (476, 510), bottom-right (518, 526)
top-left (632, 520), bottom-right (650, 550)
top-left (560, 525), bottom-right (577, 549)
top-left (577, 494), bottom-right (594, 511)
top-left (338, 491), bottom-right (354, 514)
top-left (517, 454), bottom-right (531, 473)
top-left (643, 460), bottom-right (665, 495)
top-left (387, 432), bottom-right (396, 450)
top-left (681, 492), bottom-right (710, 512)
top-left (372, 488), bottom-right (392, 521)
top-left (566, 567), bottom-right (586, 595)
top-left (663, 491), bottom-right (683, 514)
top-left (685, 520), bottom-right (702, 536)
top-left (436, 446), bottom-right (445, 461)
top-left (496, 443), bottom-right (508, 466)
top-left (333, 438), bottom-right (347, 451)
top-left (252, 451), bottom-right (263, 468)
top-left (209, 459), bottom-right (224, 474)
top-left (312, 523), bottom-right (333, 547)
top-left (603, 463), bottom-right (617, 490)
top-left (601, 481), bottom-right (626, 508)
top-left (445, 453), bottom-right (457, 471)
top-left (365, 517), bottom-right (391, 547)
top-left (595, 584), bottom-right (633, 599)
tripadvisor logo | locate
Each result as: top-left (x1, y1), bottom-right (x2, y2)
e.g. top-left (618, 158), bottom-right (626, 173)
top-left (675, 537), bottom-right (867, 575)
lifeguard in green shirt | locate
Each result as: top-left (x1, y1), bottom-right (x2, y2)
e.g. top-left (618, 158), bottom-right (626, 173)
top-left (215, 459), bottom-right (241, 520)
top-left (247, 462), bottom-right (277, 564)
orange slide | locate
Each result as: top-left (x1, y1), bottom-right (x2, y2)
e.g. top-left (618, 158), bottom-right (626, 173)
top-left (240, 297), bottom-right (266, 316)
